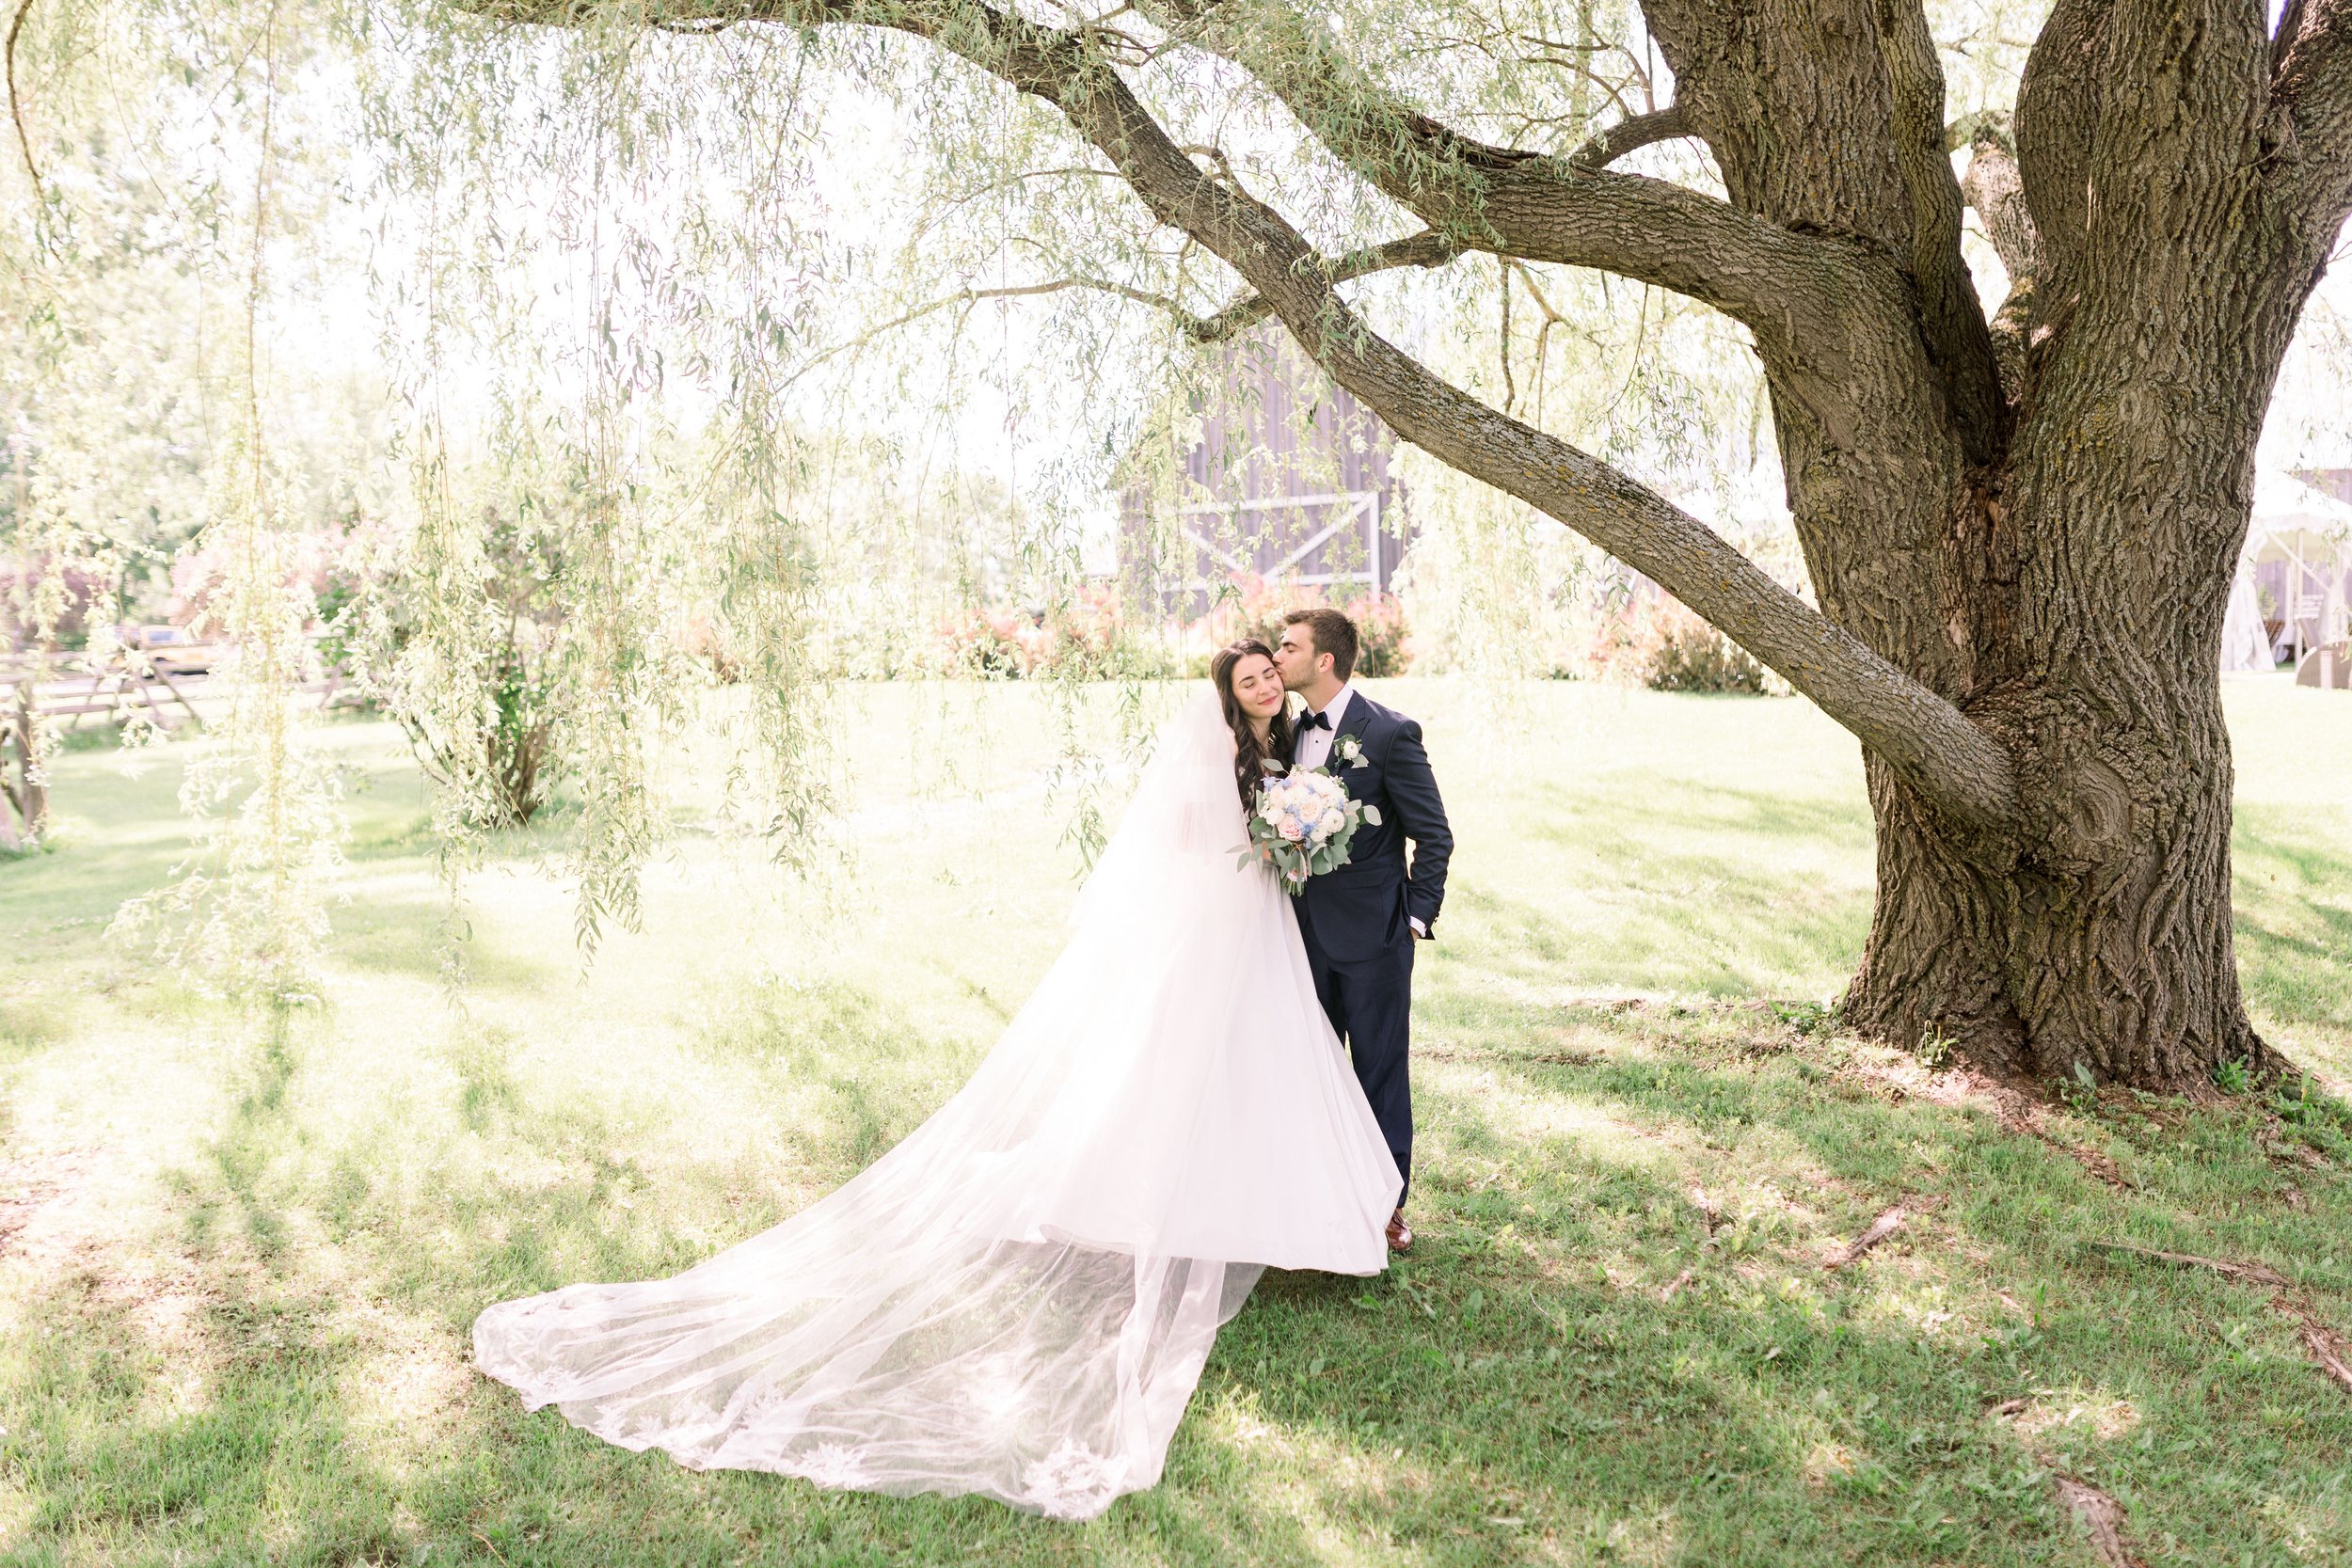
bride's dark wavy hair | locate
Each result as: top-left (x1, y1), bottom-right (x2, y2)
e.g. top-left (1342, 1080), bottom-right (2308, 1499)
top-left (1211, 639), bottom-right (1294, 810)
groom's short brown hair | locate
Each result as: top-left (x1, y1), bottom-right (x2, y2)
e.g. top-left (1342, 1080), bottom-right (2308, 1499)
top-left (1283, 607), bottom-right (1359, 683)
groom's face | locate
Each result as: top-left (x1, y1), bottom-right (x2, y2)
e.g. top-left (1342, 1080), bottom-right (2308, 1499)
top-left (1273, 626), bottom-right (1327, 691)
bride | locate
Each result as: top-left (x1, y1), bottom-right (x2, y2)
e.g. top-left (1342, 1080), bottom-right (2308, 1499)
top-left (472, 641), bottom-right (1404, 1519)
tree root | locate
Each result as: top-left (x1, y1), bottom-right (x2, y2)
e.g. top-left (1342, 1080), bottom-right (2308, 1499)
top-left (2082, 1238), bottom-right (2352, 1399)
top-left (2079, 1240), bottom-right (2288, 1287)
top-left (2281, 1306), bottom-right (2352, 1396)
top-left (1991, 1402), bottom-right (2149, 1566)
top-left (1824, 1202), bottom-right (1911, 1269)
top-left (1879, 1064), bottom-right (2137, 1190)
top-left (2050, 1476), bottom-right (2146, 1568)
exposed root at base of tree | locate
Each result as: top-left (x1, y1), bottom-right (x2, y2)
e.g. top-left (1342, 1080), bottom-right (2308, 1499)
top-left (2080, 1240), bottom-right (2288, 1286)
top-left (2050, 1476), bottom-right (2147, 1568)
top-left (1990, 1402), bottom-right (2148, 1567)
top-left (1823, 1196), bottom-right (1942, 1270)
top-left (1843, 1058), bottom-right (2138, 1190)
top-left (2281, 1305), bottom-right (2352, 1396)
top-left (2081, 1238), bottom-right (2352, 1399)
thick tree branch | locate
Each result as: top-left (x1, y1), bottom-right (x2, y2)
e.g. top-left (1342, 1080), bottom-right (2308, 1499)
top-left (2013, 0), bottom-right (2111, 303)
top-left (1870, 0), bottom-right (2005, 459)
top-left (1958, 121), bottom-right (2041, 400)
top-left (2270, 0), bottom-right (2352, 223)
top-left (2064, 1), bottom-right (2275, 291)
top-left (1957, 120), bottom-right (2042, 284)
top-left (1147, 3), bottom-right (1886, 377)
top-left (1567, 102), bottom-right (1691, 169)
top-left (1187, 229), bottom-right (1459, 342)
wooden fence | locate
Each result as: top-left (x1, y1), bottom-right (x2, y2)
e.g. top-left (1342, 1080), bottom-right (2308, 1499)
top-left (0, 638), bottom-right (362, 847)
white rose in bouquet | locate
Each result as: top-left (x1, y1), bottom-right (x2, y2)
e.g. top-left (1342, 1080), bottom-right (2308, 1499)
top-left (1235, 762), bottom-right (1379, 894)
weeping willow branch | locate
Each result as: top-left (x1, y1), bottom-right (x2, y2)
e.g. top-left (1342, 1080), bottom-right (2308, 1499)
top-left (472, 0), bottom-right (2018, 835)
top-left (788, 225), bottom-right (1460, 377)
top-left (1188, 230), bottom-right (1460, 342)
top-left (787, 277), bottom-right (1195, 384)
top-left (7, 0), bottom-right (36, 188)
top-left (110, 0), bottom-right (346, 1002)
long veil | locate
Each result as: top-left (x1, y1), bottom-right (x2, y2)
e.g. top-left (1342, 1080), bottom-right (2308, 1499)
top-left (473, 691), bottom-right (1393, 1519)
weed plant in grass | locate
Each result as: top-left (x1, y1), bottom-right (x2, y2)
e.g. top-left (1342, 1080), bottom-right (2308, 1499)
top-left (0, 677), bottom-right (2347, 1565)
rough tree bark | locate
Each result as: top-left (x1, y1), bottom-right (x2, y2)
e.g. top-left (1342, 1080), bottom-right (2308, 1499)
top-left (480, 0), bottom-right (2352, 1094)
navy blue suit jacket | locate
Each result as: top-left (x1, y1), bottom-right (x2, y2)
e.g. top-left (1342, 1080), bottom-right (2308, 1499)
top-left (1292, 690), bottom-right (1452, 963)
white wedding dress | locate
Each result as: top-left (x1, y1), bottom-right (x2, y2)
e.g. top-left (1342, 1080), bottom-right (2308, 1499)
top-left (472, 692), bottom-right (1402, 1519)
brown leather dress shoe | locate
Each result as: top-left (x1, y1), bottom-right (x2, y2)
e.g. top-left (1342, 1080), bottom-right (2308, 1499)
top-left (1386, 1209), bottom-right (1413, 1253)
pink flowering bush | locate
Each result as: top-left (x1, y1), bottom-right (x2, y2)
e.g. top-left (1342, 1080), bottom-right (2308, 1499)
top-left (1203, 575), bottom-right (1414, 677)
top-left (936, 585), bottom-right (1160, 679)
top-left (1591, 596), bottom-right (1771, 694)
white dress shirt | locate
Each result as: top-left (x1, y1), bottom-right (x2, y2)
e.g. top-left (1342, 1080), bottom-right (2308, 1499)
top-left (1291, 682), bottom-right (1357, 771)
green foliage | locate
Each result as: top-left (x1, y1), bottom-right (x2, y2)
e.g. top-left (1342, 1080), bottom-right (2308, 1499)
top-left (343, 499), bottom-right (568, 829)
top-left (1595, 598), bottom-right (1777, 695)
top-left (5, 0), bottom-right (2344, 1010)
top-left (2213, 1054), bottom-right (2254, 1096)
top-left (935, 587), bottom-right (1179, 681)
top-left (2271, 1075), bottom-right (2352, 1163)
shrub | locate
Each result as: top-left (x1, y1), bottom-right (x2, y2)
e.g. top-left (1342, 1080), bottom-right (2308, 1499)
top-left (341, 507), bottom-right (567, 828)
top-left (1595, 598), bottom-right (1771, 694)
top-left (934, 585), bottom-right (1176, 680)
top-left (939, 603), bottom-right (1046, 678)
top-left (1208, 576), bottom-right (1414, 677)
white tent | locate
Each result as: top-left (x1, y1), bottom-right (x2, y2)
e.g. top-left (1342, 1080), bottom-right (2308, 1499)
top-left (2227, 470), bottom-right (2352, 674)
top-left (2220, 567), bottom-right (2272, 672)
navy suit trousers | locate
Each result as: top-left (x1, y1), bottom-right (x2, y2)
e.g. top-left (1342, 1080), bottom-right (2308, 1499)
top-left (1296, 900), bottom-right (1414, 1210)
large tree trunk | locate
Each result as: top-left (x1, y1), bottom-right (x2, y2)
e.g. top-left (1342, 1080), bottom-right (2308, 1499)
top-left (1832, 294), bottom-right (2284, 1089)
top-left (1641, 0), bottom-right (2322, 1094)
top-left (1847, 716), bottom-right (2270, 1088)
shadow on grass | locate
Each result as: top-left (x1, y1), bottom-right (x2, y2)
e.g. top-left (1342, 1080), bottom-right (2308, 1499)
top-left (329, 887), bottom-right (569, 996)
top-left (11, 981), bottom-right (2352, 1564)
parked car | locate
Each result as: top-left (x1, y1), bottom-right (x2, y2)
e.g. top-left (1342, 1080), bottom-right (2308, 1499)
top-left (123, 625), bottom-right (215, 677)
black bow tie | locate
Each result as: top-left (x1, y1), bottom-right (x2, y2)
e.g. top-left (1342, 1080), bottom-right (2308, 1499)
top-left (1297, 709), bottom-right (1332, 734)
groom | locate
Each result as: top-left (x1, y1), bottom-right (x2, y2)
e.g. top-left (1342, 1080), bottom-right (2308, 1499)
top-left (1273, 608), bottom-right (1452, 1253)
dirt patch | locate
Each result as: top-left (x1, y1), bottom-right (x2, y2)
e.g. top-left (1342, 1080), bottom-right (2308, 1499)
top-left (2009, 1394), bottom-right (2141, 1443)
top-left (0, 1151), bottom-right (88, 1255)
top-left (1853, 1063), bottom-right (2139, 1191)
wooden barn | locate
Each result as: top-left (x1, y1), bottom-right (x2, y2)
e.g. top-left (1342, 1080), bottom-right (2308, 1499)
top-left (1119, 333), bottom-right (1409, 621)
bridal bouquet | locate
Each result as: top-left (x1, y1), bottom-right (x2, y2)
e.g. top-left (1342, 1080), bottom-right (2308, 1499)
top-left (1239, 764), bottom-right (1381, 894)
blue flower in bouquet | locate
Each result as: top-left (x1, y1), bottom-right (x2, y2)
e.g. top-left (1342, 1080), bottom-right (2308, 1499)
top-left (1234, 762), bottom-right (1382, 895)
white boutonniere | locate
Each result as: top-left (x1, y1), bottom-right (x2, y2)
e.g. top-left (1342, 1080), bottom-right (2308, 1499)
top-left (1333, 734), bottom-right (1369, 768)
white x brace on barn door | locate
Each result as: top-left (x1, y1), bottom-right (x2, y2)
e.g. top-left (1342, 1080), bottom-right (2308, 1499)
top-left (1173, 488), bottom-right (1385, 592)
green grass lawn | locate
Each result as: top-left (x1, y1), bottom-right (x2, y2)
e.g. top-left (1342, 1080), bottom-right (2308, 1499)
top-left (2, 675), bottom-right (2349, 1566)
